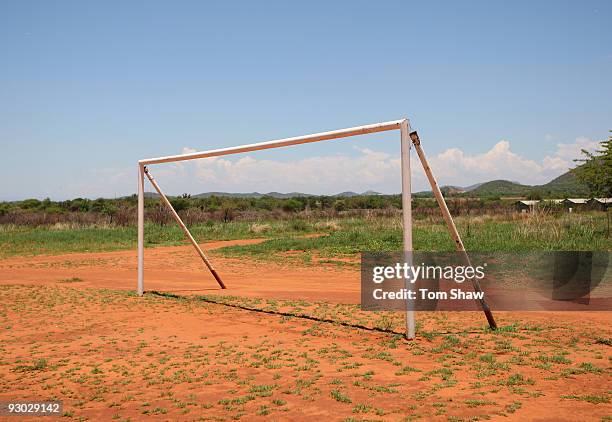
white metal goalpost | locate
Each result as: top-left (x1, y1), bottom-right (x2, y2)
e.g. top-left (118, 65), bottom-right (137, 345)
top-left (137, 119), bottom-right (497, 339)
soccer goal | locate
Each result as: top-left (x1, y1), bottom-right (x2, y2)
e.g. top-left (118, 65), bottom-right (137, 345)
top-left (137, 119), bottom-right (496, 339)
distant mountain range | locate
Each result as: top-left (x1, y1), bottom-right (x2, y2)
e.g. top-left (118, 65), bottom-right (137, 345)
top-left (426, 170), bottom-right (589, 197)
top-left (193, 190), bottom-right (383, 198)
top-left (145, 190), bottom-right (383, 199)
top-left (144, 170), bottom-right (589, 200)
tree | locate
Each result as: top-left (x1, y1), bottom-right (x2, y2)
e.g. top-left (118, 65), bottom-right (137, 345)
top-left (572, 131), bottom-right (612, 237)
top-left (526, 191), bottom-right (543, 201)
top-left (572, 132), bottom-right (612, 198)
top-left (220, 202), bottom-right (235, 222)
top-left (67, 198), bottom-right (91, 212)
top-left (21, 198), bottom-right (41, 210)
top-left (333, 199), bottom-right (347, 212)
top-left (169, 197), bottom-right (189, 212)
top-left (282, 199), bottom-right (302, 213)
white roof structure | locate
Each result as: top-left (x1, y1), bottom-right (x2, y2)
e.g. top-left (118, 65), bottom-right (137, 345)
top-left (514, 198), bottom-right (610, 207)
top-left (563, 198), bottom-right (589, 204)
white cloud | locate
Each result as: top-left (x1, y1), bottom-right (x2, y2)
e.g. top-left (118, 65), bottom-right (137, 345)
top-left (428, 141), bottom-right (543, 182)
top-left (183, 150), bottom-right (400, 193)
top-left (551, 137), bottom-right (599, 161)
top-left (48, 136), bottom-right (599, 200)
top-left (423, 137), bottom-right (598, 187)
top-left (158, 136), bottom-right (598, 194)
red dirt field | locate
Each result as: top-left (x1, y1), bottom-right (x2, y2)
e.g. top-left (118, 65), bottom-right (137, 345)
top-left (1, 243), bottom-right (610, 421)
top-left (0, 239), bottom-right (360, 302)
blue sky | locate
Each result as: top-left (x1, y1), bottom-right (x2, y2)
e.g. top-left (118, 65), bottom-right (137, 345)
top-left (1, 0), bottom-right (610, 199)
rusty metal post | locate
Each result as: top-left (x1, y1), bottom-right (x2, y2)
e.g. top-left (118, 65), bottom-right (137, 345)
top-left (409, 131), bottom-right (497, 330)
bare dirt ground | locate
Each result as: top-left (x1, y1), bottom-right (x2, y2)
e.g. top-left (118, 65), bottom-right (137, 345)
top-left (0, 239), bottom-right (359, 302)
top-left (0, 242), bottom-right (610, 421)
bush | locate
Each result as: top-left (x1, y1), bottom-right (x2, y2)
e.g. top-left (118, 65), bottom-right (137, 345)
top-left (527, 191), bottom-right (543, 200)
top-left (170, 197), bottom-right (189, 212)
top-left (43, 204), bottom-right (65, 214)
top-left (282, 199), bottom-right (303, 213)
top-left (289, 220), bottom-right (309, 232)
top-left (67, 198), bottom-right (91, 212)
top-left (0, 203), bottom-right (9, 216)
top-left (21, 198), bottom-right (41, 210)
top-left (333, 200), bottom-right (347, 212)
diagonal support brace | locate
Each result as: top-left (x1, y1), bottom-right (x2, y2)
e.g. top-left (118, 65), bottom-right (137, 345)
top-left (143, 166), bottom-right (227, 289)
top-left (409, 131), bottom-right (497, 330)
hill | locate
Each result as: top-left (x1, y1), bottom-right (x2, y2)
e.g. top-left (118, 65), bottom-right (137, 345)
top-left (415, 170), bottom-right (590, 198)
top-left (150, 171), bottom-right (588, 200)
top-left (537, 171), bottom-right (589, 196)
top-left (461, 171), bottom-right (589, 197)
top-left (192, 192), bottom-right (313, 199)
top-left (333, 191), bottom-right (381, 197)
top-left (469, 180), bottom-right (533, 196)
top-left (462, 182), bottom-right (484, 191)
top-left (192, 191), bottom-right (381, 199)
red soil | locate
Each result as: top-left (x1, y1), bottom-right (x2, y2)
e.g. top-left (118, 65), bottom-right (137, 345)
top-left (0, 239), bottom-right (360, 302)
top-left (1, 243), bottom-right (610, 421)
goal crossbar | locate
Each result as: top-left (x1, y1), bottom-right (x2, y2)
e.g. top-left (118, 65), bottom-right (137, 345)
top-left (139, 120), bottom-right (404, 165)
top-left (136, 118), bottom-right (497, 339)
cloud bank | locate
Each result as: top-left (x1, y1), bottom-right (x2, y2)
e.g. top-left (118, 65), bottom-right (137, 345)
top-left (162, 137), bottom-right (599, 194)
top-left (49, 136), bottom-right (599, 200)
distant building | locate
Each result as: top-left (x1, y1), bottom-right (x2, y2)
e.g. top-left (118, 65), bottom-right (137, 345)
top-left (515, 200), bottom-right (539, 212)
top-left (587, 198), bottom-right (612, 211)
top-left (513, 198), bottom-right (602, 213)
top-left (561, 198), bottom-right (589, 212)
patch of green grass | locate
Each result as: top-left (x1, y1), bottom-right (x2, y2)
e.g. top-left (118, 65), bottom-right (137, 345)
top-left (58, 277), bottom-right (84, 283)
top-left (216, 213), bottom-right (612, 259)
top-left (0, 225), bottom-right (139, 257)
top-left (550, 355), bottom-right (572, 365)
top-left (504, 401), bottom-right (522, 414)
top-left (426, 368), bottom-right (453, 381)
top-left (331, 389), bottom-right (352, 404)
top-left (395, 365), bottom-right (422, 376)
top-left (500, 373), bottom-right (534, 386)
top-left (257, 405), bottom-right (270, 416)
top-left (579, 362), bottom-right (603, 374)
top-left (13, 358), bottom-right (48, 372)
top-left (352, 403), bottom-right (372, 413)
top-left (479, 353), bottom-right (495, 363)
top-left (465, 399), bottom-right (496, 408)
top-left (561, 394), bottom-right (609, 404)
top-left (249, 384), bottom-right (276, 397)
top-left (0, 219), bottom-right (315, 257)
top-left (2, 213), bottom-right (609, 259)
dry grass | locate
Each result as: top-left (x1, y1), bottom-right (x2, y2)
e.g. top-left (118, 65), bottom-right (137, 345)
top-left (314, 220), bottom-right (341, 231)
top-left (249, 223), bottom-right (272, 234)
top-left (48, 222), bottom-right (115, 231)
